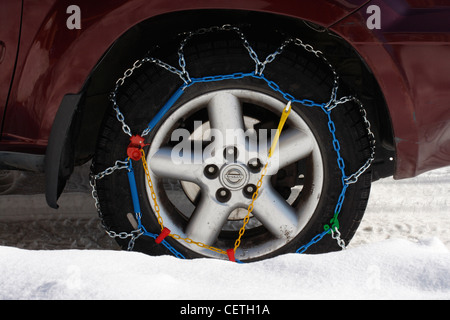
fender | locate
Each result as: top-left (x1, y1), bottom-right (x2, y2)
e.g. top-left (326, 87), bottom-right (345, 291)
top-left (330, 0), bottom-right (450, 179)
top-left (45, 93), bottom-right (83, 208)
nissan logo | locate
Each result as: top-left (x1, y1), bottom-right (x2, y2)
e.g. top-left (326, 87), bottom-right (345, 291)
top-left (220, 164), bottom-right (249, 190)
top-left (225, 169), bottom-right (244, 184)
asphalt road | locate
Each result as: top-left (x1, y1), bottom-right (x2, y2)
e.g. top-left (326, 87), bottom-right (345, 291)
top-left (0, 163), bottom-right (119, 250)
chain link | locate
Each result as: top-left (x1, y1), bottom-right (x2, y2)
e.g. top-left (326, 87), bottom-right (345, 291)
top-left (140, 149), bottom-right (227, 256)
top-left (331, 227), bottom-right (347, 250)
top-left (140, 150), bottom-right (164, 231)
top-left (177, 24), bottom-right (262, 78)
top-left (344, 97), bottom-right (376, 184)
top-left (89, 159), bottom-right (146, 249)
top-left (233, 102), bottom-right (291, 252)
top-left (288, 38), bottom-right (339, 107)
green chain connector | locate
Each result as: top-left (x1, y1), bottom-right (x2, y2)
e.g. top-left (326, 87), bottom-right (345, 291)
top-left (324, 214), bottom-right (340, 234)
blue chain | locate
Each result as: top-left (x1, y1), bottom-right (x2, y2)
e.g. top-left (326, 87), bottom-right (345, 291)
top-left (127, 72), bottom-right (351, 259)
top-left (141, 72), bottom-right (327, 137)
top-left (126, 160), bottom-right (186, 259)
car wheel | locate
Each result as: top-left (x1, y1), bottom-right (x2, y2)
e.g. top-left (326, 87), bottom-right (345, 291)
top-left (93, 30), bottom-right (372, 261)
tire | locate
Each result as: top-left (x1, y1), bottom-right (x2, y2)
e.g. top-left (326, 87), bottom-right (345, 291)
top-left (94, 29), bottom-right (372, 261)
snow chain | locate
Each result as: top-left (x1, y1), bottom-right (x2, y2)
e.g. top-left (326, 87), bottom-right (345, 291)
top-left (90, 25), bottom-right (376, 262)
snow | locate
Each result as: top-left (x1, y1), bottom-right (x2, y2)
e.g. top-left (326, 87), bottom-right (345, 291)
top-left (0, 238), bottom-right (449, 300)
top-left (0, 166), bottom-right (449, 300)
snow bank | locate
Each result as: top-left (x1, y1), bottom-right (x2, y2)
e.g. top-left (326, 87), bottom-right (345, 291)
top-left (1, 237), bottom-right (449, 300)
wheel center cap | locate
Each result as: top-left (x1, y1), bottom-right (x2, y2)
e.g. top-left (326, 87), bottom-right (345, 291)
top-left (220, 164), bottom-right (249, 190)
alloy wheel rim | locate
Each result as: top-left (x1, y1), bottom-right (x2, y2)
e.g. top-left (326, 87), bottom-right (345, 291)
top-left (145, 89), bottom-right (324, 260)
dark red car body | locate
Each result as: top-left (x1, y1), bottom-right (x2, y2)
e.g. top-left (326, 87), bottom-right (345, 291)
top-left (1, 0), bottom-right (450, 208)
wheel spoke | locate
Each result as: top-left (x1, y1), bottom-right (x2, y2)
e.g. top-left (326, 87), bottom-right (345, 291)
top-left (185, 195), bottom-right (233, 245)
top-left (251, 184), bottom-right (298, 240)
top-left (207, 92), bottom-right (246, 149)
top-left (266, 128), bottom-right (313, 175)
top-left (149, 147), bottom-right (203, 182)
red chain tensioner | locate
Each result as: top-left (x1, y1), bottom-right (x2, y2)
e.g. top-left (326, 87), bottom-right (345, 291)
top-left (155, 227), bottom-right (171, 244)
top-left (226, 249), bottom-right (236, 262)
top-left (127, 135), bottom-right (149, 161)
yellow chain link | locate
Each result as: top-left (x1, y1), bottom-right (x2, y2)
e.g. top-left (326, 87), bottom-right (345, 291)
top-left (233, 101), bottom-right (291, 252)
top-left (141, 149), bottom-right (164, 231)
top-left (140, 101), bottom-right (292, 259)
top-left (141, 149), bottom-right (227, 255)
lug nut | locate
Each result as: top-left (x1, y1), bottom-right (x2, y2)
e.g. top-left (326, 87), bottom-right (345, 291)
top-left (204, 164), bottom-right (219, 179)
top-left (247, 158), bottom-right (262, 172)
top-left (243, 184), bottom-right (257, 199)
top-left (223, 146), bottom-right (238, 162)
top-left (216, 188), bottom-right (231, 203)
